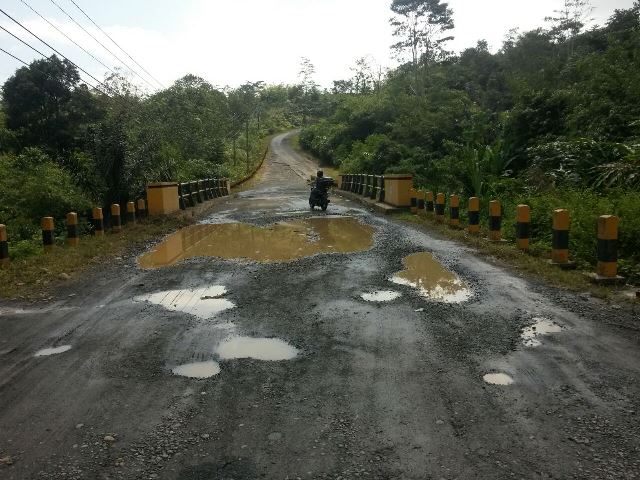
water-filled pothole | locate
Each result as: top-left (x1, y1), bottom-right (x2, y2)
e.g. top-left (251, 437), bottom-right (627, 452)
top-left (135, 286), bottom-right (235, 319)
top-left (522, 317), bottom-right (562, 347)
top-left (172, 361), bottom-right (221, 378)
top-left (34, 345), bottom-right (72, 357)
top-left (215, 337), bottom-right (299, 361)
top-left (361, 290), bottom-right (402, 302)
top-left (390, 252), bottom-right (471, 303)
top-left (483, 373), bottom-right (514, 385)
top-left (138, 217), bottom-right (374, 268)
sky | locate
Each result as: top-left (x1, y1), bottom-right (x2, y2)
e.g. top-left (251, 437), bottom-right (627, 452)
top-left (0, 0), bottom-right (636, 93)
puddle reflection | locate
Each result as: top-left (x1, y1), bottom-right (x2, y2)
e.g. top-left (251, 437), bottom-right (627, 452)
top-left (138, 217), bottom-right (374, 268)
top-left (172, 361), bottom-right (221, 378)
top-left (361, 290), bottom-right (402, 302)
top-left (390, 252), bottom-right (471, 303)
top-left (522, 317), bottom-right (562, 347)
top-left (483, 373), bottom-right (514, 385)
top-left (215, 336), bottom-right (299, 361)
top-left (135, 286), bottom-right (235, 319)
top-left (34, 345), bottom-right (72, 357)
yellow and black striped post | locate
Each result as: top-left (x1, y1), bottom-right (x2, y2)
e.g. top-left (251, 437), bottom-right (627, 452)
top-left (596, 215), bottom-right (622, 281)
top-left (92, 207), bottom-right (104, 236)
top-left (0, 224), bottom-right (9, 268)
top-left (488, 200), bottom-right (502, 242)
top-left (111, 204), bottom-right (122, 233)
top-left (435, 193), bottom-right (445, 222)
top-left (417, 190), bottom-right (425, 213)
top-left (449, 195), bottom-right (460, 227)
top-left (516, 205), bottom-right (531, 251)
top-left (410, 188), bottom-right (418, 214)
top-left (426, 192), bottom-right (434, 215)
top-left (551, 209), bottom-right (572, 266)
top-left (41, 217), bottom-right (55, 252)
top-left (137, 199), bottom-right (147, 218)
top-left (66, 212), bottom-right (79, 247)
top-left (127, 202), bottom-right (136, 225)
top-left (468, 197), bottom-right (480, 235)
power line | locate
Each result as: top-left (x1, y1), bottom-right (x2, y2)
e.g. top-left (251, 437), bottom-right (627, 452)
top-left (0, 7), bottom-right (112, 95)
top-left (48, 0), bottom-right (157, 91)
top-left (67, 0), bottom-right (165, 89)
top-left (19, 0), bottom-right (118, 78)
top-left (0, 46), bottom-right (30, 67)
top-left (0, 44), bottom-right (108, 96)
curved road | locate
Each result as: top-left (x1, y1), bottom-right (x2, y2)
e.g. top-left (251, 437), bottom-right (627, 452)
top-left (1, 131), bottom-right (639, 479)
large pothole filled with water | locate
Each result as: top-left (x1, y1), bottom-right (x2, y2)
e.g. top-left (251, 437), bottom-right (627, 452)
top-left (138, 217), bottom-right (374, 268)
top-left (390, 252), bottom-right (472, 303)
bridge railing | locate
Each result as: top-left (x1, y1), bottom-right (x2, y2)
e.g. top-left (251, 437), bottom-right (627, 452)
top-left (339, 174), bottom-right (385, 203)
top-left (178, 178), bottom-right (230, 210)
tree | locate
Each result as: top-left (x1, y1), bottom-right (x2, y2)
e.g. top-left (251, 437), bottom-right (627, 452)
top-left (2, 56), bottom-right (103, 154)
top-left (390, 0), bottom-right (454, 94)
top-left (545, 0), bottom-right (594, 55)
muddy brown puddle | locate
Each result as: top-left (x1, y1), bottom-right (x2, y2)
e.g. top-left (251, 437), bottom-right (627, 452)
top-left (139, 217), bottom-right (374, 268)
top-left (390, 252), bottom-right (471, 303)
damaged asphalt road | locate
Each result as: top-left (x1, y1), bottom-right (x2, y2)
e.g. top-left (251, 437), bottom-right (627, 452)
top-left (1, 131), bottom-right (639, 479)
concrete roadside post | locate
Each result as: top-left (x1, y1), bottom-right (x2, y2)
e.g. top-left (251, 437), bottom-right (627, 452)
top-left (426, 192), bottom-right (434, 215)
top-left (111, 204), bottom-right (122, 233)
top-left (551, 209), bottom-right (575, 268)
top-left (417, 190), bottom-right (425, 214)
top-left (137, 199), bottom-right (147, 219)
top-left (0, 224), bottom-right (9, 268)
top-left (435, 193), bottom-right (445, 222)
top-left (468, 197), bottom-right (480, 235)
top-left (41, 217), bottom-right (55, 252)
top-left (488, 200), bottom-right (502, 242)
top-left (593, 215), bottom-right (624, 283)
top-left (127, 202), bottom-right (136, 225)
top-left (516, 205), bottom-right (531, 251)
top-left (410, 188), bottom-right (418, 214)
top-left (449, 195), bottom-right (460, 227)
top-left (66, 212), bottom-right (79, 247)
top-left (92, 208), bottom-right (104, 236)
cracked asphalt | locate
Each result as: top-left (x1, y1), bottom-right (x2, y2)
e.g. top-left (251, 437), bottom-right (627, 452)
top-left (1, 131), bottom-right (639, 480)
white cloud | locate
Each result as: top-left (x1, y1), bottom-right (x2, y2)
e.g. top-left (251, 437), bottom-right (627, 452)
top-left (1, 0), bottom-right (635, 91)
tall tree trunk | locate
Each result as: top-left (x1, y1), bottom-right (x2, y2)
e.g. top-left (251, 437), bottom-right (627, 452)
top-left (233, 137), bottom-right (237, 166)
top-left (245, 120), bottom-right (250, 174)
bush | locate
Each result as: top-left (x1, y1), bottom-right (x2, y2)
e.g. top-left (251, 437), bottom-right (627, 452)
top-left (0, 148), bottom-right (92, 241)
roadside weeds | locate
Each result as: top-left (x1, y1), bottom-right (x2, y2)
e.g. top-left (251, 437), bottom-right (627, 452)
top-left (395, 212), bottom-right (639, 303)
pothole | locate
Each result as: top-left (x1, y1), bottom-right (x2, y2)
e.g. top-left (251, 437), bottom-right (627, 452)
top-left (34, 345), bottom-right (72, 357)
top-left (215, 337), bottom-right (299, 361)
top-left (172, 361), bottom-right (221, 378)
top-left (390, 252), bottom-right (471, 303)
top-left (361, 290), bottom-right (402, 302)
top-left (135, 286), bottom-right (235, 319)
top-left (138, 217), bottom-right (374, 268)
top-left (483, 373), bottom-right (514, 385)
top-left (522, 317), bottom-right (562, 347)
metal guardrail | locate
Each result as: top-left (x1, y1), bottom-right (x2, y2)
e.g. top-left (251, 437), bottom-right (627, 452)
top-left (178, 178), bottom-right (230, 210)
top-left (339, 174), bottom-right (385, 203)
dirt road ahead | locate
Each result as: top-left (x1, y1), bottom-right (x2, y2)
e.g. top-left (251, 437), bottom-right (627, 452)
top-left (1, 131), bottom-right (639, 479)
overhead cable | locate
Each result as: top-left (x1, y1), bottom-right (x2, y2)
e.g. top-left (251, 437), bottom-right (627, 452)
top-left (68, 0), bottom-right (164, 88)
top-left (19, 0), bottom-right (117, 77)
top-left (0, 44), bottom-right (108, 96)
top-left (48, 0), bottom-right (156, 90)
top-left (0, 7), bottom-right (112, 94)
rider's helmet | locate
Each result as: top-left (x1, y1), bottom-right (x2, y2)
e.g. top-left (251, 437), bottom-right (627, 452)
top-left (317, 170), bottom-right (324, 178)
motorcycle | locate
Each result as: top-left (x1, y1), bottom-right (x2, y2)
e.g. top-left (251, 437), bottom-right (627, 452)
top-left (309, 176), bottom-right (334, 211)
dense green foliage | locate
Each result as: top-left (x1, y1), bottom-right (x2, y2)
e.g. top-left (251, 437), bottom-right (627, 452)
top-left (0, 60), bottom-right (316, 245)
top-left (301, 2), bottom-right (640, 281)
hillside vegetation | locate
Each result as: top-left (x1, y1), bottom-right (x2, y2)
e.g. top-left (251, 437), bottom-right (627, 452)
top-left (300, 1), bottom-right (640, 282)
